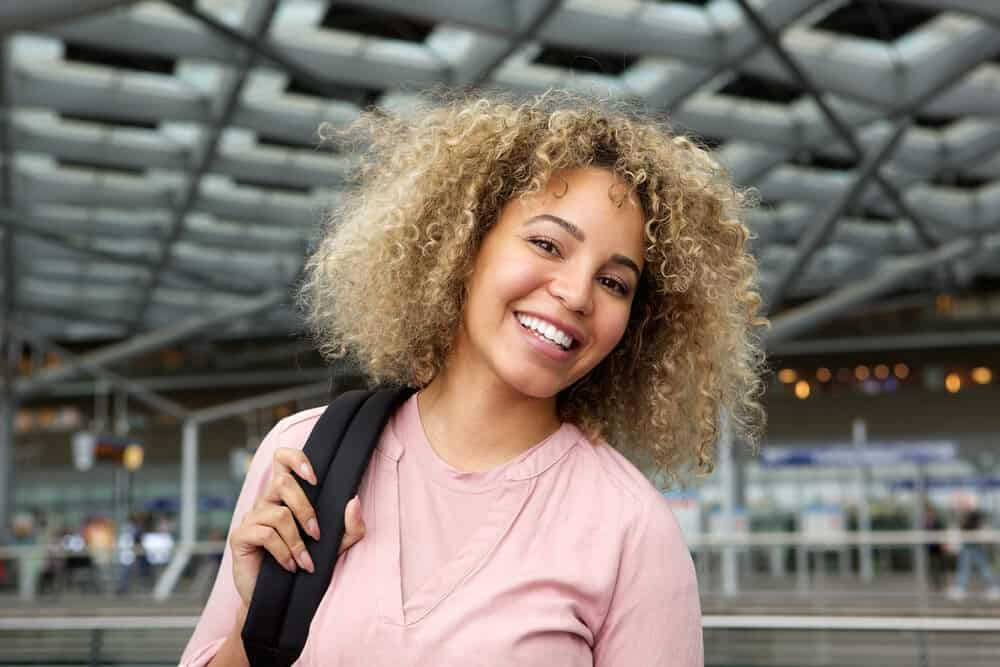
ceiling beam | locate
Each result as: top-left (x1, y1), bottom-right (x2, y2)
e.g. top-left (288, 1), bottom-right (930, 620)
top-left (467, 0), bottom-right (563, 87)
top-left (17, 289), bottom-right (287, 396)
top-left (164, 0), bottom-right (379, 105)
top-left (19, 303), bottom-right (135, 329)
top-left (3, 213), bottom-right (270, 298)
top-left (763, 118), bottom-right (912, 313)
top-left (735, 0), bottom-right (998, 314)
top-left (0, 0), bottom-right (137, 33)
top-left (733, 0), bottom-right (938, 277)
top-left (770, 329), bottom-right (1000, 356)
top-left (766, 232), bottom-right (998, 345)
top-left (130, 1), bottom-right (280, 333)
top-left (12, 322), bottom-right (188, 419)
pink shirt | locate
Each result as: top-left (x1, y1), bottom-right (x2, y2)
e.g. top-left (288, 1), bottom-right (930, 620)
top-left (181, 395), bottom-right (702, 666)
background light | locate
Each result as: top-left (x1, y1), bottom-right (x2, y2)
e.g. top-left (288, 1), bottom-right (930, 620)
top-left (122, 443), bottom-right (144, 471)
top-left (855, 365), bottom-right (870, 381)
top-left (945, 373), bottom-right (961, 394)
top-left (816, 367), bottom-right (832, 382)
top-left (794, 380), bottom-right (811, 399)
top-left (894, 363), bottom-right (910, 380)
top-left (778, 368), bottom-right (798, 384)
top-left (971, 367), bottom-right (992, 385)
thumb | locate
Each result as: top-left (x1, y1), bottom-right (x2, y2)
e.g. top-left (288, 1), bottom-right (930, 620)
top-left (338, 496), bottom-right (366, 555)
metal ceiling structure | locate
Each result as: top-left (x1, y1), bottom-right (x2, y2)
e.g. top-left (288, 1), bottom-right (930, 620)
top-left (0, 0), bottom-right (998, 347)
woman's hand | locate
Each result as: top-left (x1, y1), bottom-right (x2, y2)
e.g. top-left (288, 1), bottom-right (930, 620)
top-left (229, 447), bottom-right (366, 607)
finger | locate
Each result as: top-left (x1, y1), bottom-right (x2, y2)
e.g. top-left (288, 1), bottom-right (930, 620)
top-left (254, 504), bottom-right (315, 573)
top-left (338, 496), bottom-right (366, 556)
top-left (235, 523), bottom-right (297, 573)
top-left (262, 471), bottom-right (321, 541)
top-left (272, 447), bottom-right (317, 486)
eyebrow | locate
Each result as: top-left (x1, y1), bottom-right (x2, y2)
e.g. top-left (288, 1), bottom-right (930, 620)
top-left (525, 214), bottom-right (643, 280)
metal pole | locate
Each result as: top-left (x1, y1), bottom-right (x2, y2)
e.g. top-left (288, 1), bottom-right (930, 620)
top-left (179, 419), bottom-right (198, 548)
top-left (914, 466), bottom-right (929, 598)
top-left (719, 412), bottom-right (738, 597)
top-left (853, 419), bottom-right (873, 581)
top-left (154, 418), bottom-right (197, 600)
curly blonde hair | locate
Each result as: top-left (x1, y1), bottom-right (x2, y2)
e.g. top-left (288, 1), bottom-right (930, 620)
top-left (299, 90), bottom-right (767, 475)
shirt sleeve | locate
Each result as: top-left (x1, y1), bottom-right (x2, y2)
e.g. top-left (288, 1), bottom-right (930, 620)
top-left (592, 492), bottom-right (703, 667)
top-left (179, 419), bottom-right (292, 667)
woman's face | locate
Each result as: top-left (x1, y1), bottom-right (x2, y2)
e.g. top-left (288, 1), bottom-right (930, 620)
top-left (455, 167), bottom-right (646, 400)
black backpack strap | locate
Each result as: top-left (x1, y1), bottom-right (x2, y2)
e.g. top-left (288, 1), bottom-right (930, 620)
top-left (242, 386), bottom-right (415, 667)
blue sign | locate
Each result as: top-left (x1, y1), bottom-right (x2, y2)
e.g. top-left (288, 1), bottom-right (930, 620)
top-left (890, 477), bottom-right (1000, 491)
top-left (761, 441), bottom-right (956, 467)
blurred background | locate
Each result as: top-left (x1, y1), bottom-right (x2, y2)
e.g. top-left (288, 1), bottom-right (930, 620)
top-left (1, 0), bottom-right (999, 665)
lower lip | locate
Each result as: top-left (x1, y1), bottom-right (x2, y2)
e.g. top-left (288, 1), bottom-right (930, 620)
top-left (513, 315), bottom-right (575, 362)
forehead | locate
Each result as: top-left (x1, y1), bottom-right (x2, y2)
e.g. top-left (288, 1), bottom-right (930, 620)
top-left (508, 168), bottom-right (645, 246)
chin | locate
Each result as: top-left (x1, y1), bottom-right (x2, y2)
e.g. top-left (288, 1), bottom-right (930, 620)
top-left (497, 365), bottom-right (570, 400)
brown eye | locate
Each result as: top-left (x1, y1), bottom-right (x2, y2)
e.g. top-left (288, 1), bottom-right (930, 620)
top-left (599, 276), bottom-right (629, 296)
top-left (529, 238), bottom-right (560, 256)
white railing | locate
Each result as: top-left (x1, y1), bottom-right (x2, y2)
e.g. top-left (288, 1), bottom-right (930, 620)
top-left (2, 614), bottom-right (999, 632)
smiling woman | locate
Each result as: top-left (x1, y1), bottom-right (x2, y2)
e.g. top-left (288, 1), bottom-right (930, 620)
top-left (182, 90), bottom-right (767, 667)
top-left (305, 91), bottom-right (767, 473)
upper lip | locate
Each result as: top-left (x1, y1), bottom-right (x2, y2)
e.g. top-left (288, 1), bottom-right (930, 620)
top-left (515, 311), bottom-right (587, 346)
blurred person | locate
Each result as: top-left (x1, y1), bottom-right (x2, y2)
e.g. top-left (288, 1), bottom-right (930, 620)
top-left (183, 91), bottom-right (767, 666)
top-left (10, 512), bottom-right (44, 599)
top-left (948, 504), bottom-right (1000, 600)
top-left (116, 512), bottom-right (153, 595)
top-left (922, 498), bottom-right (946, 592)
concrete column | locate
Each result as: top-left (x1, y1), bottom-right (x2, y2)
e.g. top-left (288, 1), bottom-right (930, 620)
top-left (853, 419), bottom-right (874, 580)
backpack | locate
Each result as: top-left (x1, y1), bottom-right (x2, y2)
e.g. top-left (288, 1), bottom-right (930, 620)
top-left (241, 386), bottom-right (416, 667)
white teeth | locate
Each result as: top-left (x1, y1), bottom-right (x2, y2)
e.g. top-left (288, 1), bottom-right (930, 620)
top-left (515, 313), bottom-right (573, 350)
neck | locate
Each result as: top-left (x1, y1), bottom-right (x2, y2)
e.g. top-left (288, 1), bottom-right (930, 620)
top-left (416, 354), bottom-right (561, 473)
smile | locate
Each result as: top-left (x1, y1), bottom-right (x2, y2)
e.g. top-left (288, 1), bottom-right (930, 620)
top-left (514, 312), bottom-right (577, 351)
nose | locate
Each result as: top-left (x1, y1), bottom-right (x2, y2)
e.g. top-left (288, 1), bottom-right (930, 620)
top-left (548, 267), bottom-right (593, 316)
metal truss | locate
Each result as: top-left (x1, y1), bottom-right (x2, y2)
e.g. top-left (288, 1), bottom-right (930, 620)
top-left (0, 0), bottom-right (996, 345)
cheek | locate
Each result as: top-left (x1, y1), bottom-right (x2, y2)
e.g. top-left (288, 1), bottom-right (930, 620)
top-left (487, 261), bottom-right (546, 303)
top-left (594, 306), bottom-right (632, 353)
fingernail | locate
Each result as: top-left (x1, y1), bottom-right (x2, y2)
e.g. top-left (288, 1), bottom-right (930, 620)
top-left (299, 463), bottom-right (315, 484)
top-left (298, 549), bottom-right (314, 573)
top-left (285, 558), bottom-right (297, 572)
top-left (307, 518), bottom-right (320, 540)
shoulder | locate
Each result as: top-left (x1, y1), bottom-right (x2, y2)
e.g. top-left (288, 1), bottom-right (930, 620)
top-left (265, 406), bottom-right (327, 451)
top-left (569, 432), bottom-right (690, 556)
